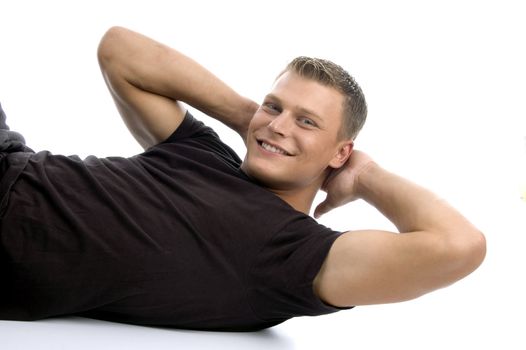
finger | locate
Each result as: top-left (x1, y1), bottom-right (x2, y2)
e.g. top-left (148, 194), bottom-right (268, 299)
top-left (314, 200), bottom-right (332, 219)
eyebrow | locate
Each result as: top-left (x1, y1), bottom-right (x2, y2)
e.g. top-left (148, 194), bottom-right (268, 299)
top-left (265, 94), bottom-right (324, 124)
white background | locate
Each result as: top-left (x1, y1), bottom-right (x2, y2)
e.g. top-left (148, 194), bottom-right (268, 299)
top-left (1, 0), bottom-right (525, 349)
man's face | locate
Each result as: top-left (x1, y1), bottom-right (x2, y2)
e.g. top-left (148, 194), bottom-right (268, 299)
top-left (241, 71), bottom-right (352, 191)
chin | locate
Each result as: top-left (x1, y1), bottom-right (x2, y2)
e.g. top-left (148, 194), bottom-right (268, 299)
top-left (242, 162), bottom-right (293, 190)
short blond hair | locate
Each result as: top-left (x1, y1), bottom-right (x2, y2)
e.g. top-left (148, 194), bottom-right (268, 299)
top-left (280, 56), bottom-right (367, 140)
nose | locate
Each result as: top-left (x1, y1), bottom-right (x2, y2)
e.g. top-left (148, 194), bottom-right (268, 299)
top-left (268, 113), bottom-right (293, 136)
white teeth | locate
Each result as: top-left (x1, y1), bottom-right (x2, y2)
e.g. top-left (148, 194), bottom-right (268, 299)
top-left (261, 142), bottom-right (286, 155)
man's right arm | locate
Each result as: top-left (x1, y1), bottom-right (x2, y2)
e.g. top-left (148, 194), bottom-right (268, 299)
top-left (97, 26), bottom-right (258, 149)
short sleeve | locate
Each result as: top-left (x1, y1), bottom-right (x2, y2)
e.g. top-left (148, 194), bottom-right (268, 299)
top-left (247, 215), bottom-right (352, 324)
top-left (158, 111), bottom-right (242, 167)
top-left (162, 111), bottom-right (219, 143)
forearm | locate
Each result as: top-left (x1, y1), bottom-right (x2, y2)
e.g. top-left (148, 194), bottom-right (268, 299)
top-left (98, 26), bottom-right (258, 136)
top-left (357, 163), bottom-right (479, 236)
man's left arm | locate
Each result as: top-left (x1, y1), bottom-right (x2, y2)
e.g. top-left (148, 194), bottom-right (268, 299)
top-left (313, 151), bottom-right (486, 307)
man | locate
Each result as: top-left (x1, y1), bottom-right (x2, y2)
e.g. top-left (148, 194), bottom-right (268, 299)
top-left (0, 27), bottom-right (485, 331)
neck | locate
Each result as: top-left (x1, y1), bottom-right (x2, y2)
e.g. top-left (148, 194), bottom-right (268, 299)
top-left (240, 164), bottom-right (329, 216)
top-left (268, 177), bottom-right (325, 215)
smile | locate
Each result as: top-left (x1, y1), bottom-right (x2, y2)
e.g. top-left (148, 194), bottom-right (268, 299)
top-left (258, 141), bottom-right (291, 156)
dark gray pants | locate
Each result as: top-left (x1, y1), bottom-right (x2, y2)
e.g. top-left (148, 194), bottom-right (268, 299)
top-left (0, 103), bottom-right (34, 154)
top-left (0, 103), bottom-right (34, 215)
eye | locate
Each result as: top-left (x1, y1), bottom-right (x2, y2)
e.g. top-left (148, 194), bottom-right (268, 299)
top-left (298, 117), bottom-right (317, 127)
top-left (262, 102), bottom-right (281, 115)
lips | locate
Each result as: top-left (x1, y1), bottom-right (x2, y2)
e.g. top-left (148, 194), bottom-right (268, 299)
top-left (257, 139), bottom-right (292, 156)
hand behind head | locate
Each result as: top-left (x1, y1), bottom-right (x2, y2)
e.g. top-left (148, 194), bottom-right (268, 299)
top-left (314, 150), bottom-right (375, 218)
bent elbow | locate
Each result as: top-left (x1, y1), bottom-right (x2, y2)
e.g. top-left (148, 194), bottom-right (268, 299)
top-left (97, 26), bottom-right (129, 69)
top-left (450, 229), bottom-right (487, 279)
top-left (468, 229), bottom-right (487, 271)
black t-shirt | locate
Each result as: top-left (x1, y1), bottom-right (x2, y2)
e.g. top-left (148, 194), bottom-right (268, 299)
top-left (0, 112), bottom-right (347, 331)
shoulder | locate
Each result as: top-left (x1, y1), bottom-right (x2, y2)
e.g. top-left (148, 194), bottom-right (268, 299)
top-left (160, 111), bottom-right (218, 142)
top-left (247, 210), bottom-right (345, 320)
top-left (151, 111), bottom-right (242, 165)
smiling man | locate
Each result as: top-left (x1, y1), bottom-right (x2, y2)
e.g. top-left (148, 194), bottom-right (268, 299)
top-left (0, 27), bottom-right (486, 331)
top-left (241, 68), bottom-right (356, 213)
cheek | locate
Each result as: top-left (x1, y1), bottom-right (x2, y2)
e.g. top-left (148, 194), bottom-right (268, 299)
top-left (249, 111), bottom-right (270, 129)
top-left (300, 138), bottom-right (339, 165)
top-left (300, 138), bottom-right (330, 158)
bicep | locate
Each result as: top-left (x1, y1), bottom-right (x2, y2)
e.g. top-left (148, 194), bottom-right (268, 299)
top-left (98, 26), bottom-right (186, 149)
top-left (314, 229), bottom-right (452, 307)
top-left (103, 71), bottom-right (186, 150)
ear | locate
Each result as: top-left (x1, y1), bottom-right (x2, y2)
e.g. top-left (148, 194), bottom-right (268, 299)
top-left (329, 141), bottom-right (354, 169)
